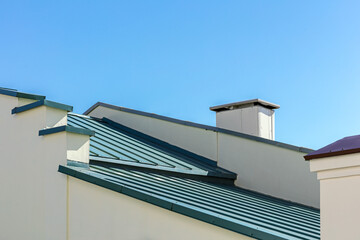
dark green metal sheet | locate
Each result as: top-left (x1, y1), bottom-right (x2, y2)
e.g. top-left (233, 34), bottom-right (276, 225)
top-left (67, 113), bottom-right (236, 180)
top-left (59, 165), bottom-right (320, 240)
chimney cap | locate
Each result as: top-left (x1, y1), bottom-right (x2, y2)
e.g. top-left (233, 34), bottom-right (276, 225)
top-left (210, 99), bottom-right (280, 112)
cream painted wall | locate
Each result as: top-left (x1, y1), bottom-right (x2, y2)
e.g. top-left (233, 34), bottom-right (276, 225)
top-left (68, 176), bottom-right (254, 240)
top-left (216, 105), bottom-right (275, 140)
top-left (67, 133), bottom-right (90, 164)
top-left (0, 95), bottom-right (68, 240)
top-left (218, 133), bottom-right (319, 208)
top-left (320, 176), bottom-right (360, 240)
top-left (88, 105), bottom-right (320, 208)
top-left (309, 153), bottom-right (360, 239)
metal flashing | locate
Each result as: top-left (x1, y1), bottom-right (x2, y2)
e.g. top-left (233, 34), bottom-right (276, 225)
top-left (12, 99), bottom-right (73, 114)
top-left (304, 135), bottom-right (360, 160)
top-left (84, 102), bottom-right (312, 154)
top-left (39, 125), bottom-right (95, 136)
top-left (210, 99), bottom-right (280, 111)
top-left (0, 88), bottom-right (45, 100)
top-left (58, 165), bottom-right (320, 240)
top-left (90, 157), bottom-right (235, 185)
top-left (67, 160), bottom-right (89, 169)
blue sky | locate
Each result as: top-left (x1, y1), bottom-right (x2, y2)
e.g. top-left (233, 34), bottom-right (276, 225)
top-left (1, 1), bottom-right (359, 149)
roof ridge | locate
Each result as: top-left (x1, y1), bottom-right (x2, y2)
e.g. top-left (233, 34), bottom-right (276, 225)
top-left (84, 102), bottom-right (313, 154)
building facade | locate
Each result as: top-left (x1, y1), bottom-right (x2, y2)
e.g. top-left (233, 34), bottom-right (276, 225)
top-left (0, 88), bottom-right (321, 240)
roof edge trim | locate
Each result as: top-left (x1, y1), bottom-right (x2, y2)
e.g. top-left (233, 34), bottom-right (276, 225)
top-left (12, 100), bottom-right (73, 114)
top-left (58, 165), bottom-right (287, 240)
top-left (84, 102), bottom-right (313, 154)
top-left (0, 88), bottom-right (45, 100)
top-left (304, 148), bottom-right (360, 160)
top-left (210, 99), bottom-right (280, 111)
top-left (39, 125), bottom-right (95, 136)
top-left (90, 158), bottom-right (235, 185)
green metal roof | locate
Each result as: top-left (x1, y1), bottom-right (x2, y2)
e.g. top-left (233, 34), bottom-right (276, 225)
top-left (59, 165), bottom-right (320, 240)
top-left (0, 87), bottom-right (45, 100)
top-left (2, 87), bottom-right (319, 239)
top-left (67, 113), bottom-right (236, 181)
top-left (12, 99), bottom-right (73, 114)
top-left (61, 113), bottom-right (320, 240)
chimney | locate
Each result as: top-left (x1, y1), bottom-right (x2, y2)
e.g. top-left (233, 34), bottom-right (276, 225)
top-left (210, 99), bottom-right (280, 140)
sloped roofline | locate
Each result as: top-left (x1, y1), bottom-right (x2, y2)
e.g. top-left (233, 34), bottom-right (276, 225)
top-left (84, 102), bottom-right (313, 154)
top-left (59, 165), bottom-right (320, 240)
top-left (304, 134), bottom-right (360, 160)
top-left (0, 87), bottom-right (45, 100)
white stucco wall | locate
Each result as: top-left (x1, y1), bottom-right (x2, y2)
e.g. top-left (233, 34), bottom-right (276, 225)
top-left (68, 176), bottom-right (254, 240)
top-left (216, 105), bottom-right (275, 140)
top-left (218, 133), bottom-right (318, 207)
top-left (0, 95), bottom-right (68, 240)
top-left (88, 105), bottom-right (320, 208)
top-left (310, 153), bottom-right (360, 240)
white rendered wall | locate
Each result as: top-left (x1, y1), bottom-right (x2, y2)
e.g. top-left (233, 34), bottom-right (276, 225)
top-left (310, 153), bottom-right (360, 239)
top-left (0, 95), bottom-right (68, 240)
top-left (68, 176), bottom-right (254, 240)
top-left (216, 105), bottom-right (275, 140)
top-left (218, 133), bottom-right (318, 207)
top-left (87, 105), bottom-right (320, 208)
top-left (320, 176), bottom-right (360, 240)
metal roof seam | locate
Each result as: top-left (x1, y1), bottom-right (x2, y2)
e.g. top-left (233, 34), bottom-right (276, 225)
top-left (59, 165), bottom-right (318, 239)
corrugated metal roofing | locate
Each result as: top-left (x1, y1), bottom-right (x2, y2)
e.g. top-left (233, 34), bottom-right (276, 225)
top-left (59, 165), bottom-right (320, 240)
top-left (63, 113), bottom-right (320, 240)
top-left (67, 113), bottom-right (235, 179)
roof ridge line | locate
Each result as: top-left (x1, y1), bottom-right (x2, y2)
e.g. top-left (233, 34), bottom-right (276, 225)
top-left (84, 102), bottom-right (313, 154)
top-left (12, 99), bottom-right (73, 114)
top-left (0, 87), bottom-right (45, 100)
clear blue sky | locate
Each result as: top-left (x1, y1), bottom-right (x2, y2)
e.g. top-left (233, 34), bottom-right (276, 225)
top-left (1, 1), bottom-right (359, 150)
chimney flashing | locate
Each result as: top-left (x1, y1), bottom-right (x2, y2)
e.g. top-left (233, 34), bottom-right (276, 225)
top-left (210, 99), bottom-right (280, 112)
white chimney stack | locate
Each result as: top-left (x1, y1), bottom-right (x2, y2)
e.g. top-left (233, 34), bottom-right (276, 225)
top-left (210, 99), bottom-right (280, 140)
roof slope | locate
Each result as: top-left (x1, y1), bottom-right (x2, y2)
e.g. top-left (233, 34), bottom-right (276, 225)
top-left (59, 164), bottom-right (320, 240)
top-left (305, 134), bottom-right (360, 160)
top-left (61, 113), bottom-right (320, 240)
top-left (84, 102), bottom-right (313, 153)
top-left (67, 113), bottom-right (236, 182)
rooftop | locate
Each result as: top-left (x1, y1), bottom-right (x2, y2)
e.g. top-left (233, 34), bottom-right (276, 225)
top-left (305, 134), bottom-right (360, 160)
top-left (85, 102), bottom-right (312, 154)
top-left (61, 113), bottom-right (320, 240)
top-left (0, 88), bottom-right (320, 239)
